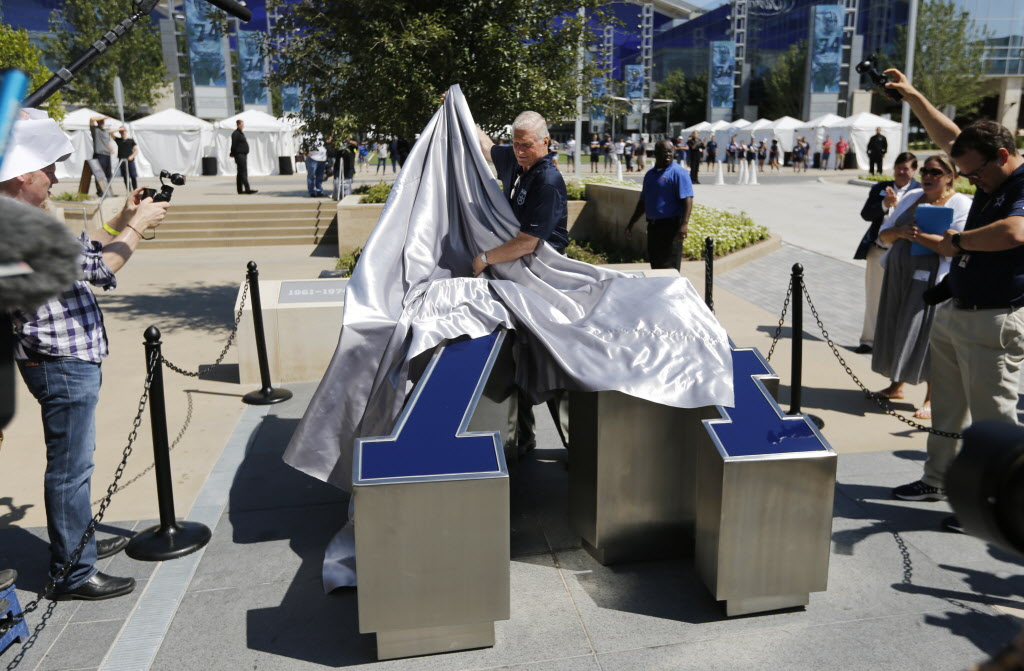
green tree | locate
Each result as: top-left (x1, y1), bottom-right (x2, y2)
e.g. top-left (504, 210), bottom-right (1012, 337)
top-left (267, 0), bottom-right (608, 140)
top-left (654, 69), bottom-right (707, 126)
top-left (0, 25), bottom-right (64, 121)
top-left (760, 41), bottom-right (807, 119)
top-left (44, 0), bottom-right (168, 117)
top-left (891, 0), bottom-right (988, 117)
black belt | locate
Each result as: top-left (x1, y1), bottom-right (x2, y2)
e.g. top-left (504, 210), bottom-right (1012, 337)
top-left (953, 298), bottom-right (1016, 311)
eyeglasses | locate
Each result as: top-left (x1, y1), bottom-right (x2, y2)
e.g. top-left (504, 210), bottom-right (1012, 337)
top-left (919, 167), bottom-right (949, 178)
top-left (959, 158), bottom-right (992, 181)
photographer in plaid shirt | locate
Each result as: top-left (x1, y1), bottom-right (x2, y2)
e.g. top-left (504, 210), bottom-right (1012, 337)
top-left (1, 115), bottom-right (168, 601)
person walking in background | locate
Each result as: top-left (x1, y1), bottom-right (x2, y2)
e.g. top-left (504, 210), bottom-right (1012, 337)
top-left (769, 139), bottom-right (781, 172)
top-left (821, 135), bottom-right (833, 170)
top-left (705, 137), bottom-right (718, 171)
top-left (625, 139), bottom-right (694, 272)
top-left (867, 127), bottom-right (888, 175)
top-left (624, 138), bottom-right (634, 173)
top-left (686, 131), bottom-right (703, 184)
top-left (113, 128), bottom-right (138, 191)
top-left (375, 140), bottom-right (388, 174)
top-left (635, 137), bottom-right (647, 172)
top-left (305, 135), bottom-right (327, 197)
top-left (88, 116), bottom-right (114, 196)
top-left (675, 136), bottom-right (687, 167)
top-left (230, 119), bottom-right (256, 194)
top-left (854, 152), bottom-right (920, 356)
top-left (726, 136), bottom-right (738, 173)
top-left (565, 135), bottom-right (576, 171)
top-left (836, 136), bottom-right (849, 170)
top-left (616, 137), bottom-right (626, 168)
top-left (757, 141), bottom-right (767, 171)
top-left (590, 134), bottom-right (601, 173)
top-left (792, 138), bottom-right (805, 173)
top-left (603, 135), bottom-right (614, 173)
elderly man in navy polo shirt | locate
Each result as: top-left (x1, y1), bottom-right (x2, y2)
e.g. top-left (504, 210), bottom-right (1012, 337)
top-left (471, 111), bottom-right (569, 276)
top-left (472, 110), bottom-right (570, 452)
top-left (883, 69), bottom-right (1024, 533)
top-left (624, 139), bottom-right (694, 271)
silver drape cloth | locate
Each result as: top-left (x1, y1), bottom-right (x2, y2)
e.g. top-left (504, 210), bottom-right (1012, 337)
top-left (282, 85), bottom-right (734, 491)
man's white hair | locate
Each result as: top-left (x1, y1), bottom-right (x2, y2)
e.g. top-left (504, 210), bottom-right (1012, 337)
top-left (512, 111), bottom-right (549, 143)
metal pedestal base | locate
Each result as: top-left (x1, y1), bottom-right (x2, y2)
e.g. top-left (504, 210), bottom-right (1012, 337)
top-left (242, 387), bottom-right (293, 405)
top-left (125, 520), bottom-right (211, 561)
top-left (376, 622), bottom-right (494, 660)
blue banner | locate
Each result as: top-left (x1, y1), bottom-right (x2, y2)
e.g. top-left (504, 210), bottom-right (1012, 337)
top-left (708, 41), bottom-right (735, 109)
top-left (590, 77), bottom-right (606, 133)
top-left (184, 0), bottom-right (229, 117)
top-left (625, 64), bottom-right (644, 99)
top-left (281, 84), bottom-right (300, 114)
top-left (811, 5), bottom-right (843, 94)
top-left (238, 31), bottom-right (268, 107)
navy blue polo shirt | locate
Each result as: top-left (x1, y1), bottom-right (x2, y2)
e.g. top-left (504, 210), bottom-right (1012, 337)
top-left (640, 161), bottom-right (694, 220)
top-left (492, 145), bottom-right (569, 251)
top-left (948, 163), bottom-right (1024, 306)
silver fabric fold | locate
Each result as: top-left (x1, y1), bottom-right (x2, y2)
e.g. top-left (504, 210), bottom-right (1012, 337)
top-left (283, 85), bottom-right (734, 492)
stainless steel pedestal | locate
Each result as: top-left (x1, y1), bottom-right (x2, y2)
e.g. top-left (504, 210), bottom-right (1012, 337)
top-left (568, 390), bottom-right (705, 564)
top-left (352, 331), bottom-right (515, 660)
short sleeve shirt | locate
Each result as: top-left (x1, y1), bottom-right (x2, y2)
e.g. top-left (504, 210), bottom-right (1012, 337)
top-left (91, 126), bottom-right (112, 156)
top-left (948, 163), bottom-right (1024, 306)
top-left (491, 145), bottom-right (569, 251)
top-left (641, 161), bottom-right (694, 220)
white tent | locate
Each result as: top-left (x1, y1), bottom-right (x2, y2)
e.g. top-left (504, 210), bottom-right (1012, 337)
top-left (747, 118), bottom-right (776, 148)
top-left (825, 112), bottom-right (902, 171)
top-left (682, 121), bottom-right (713, 141)
top-left (794, 113), bottom-right (845, 152)
top-left (705, 120), bottom-right (730, 159)
top-left (57, 108), bottom-right (125, 182)
top-left (770, 116), bottom-right (804, 153)
top-left (128, 108), bottom-right (214, 178)
top-left (716, 118), bottom-right (754, 154)
top-left (213, 110), bottom-right (290, 176)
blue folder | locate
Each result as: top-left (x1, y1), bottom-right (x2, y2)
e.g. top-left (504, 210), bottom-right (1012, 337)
top-left (911, 205), bottom-right (954, 255)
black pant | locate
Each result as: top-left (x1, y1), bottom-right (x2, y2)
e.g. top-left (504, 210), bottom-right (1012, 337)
top-left (93, 154), bottom-right (112, 195)
top-left (647, 217), bottom-right (683, 271)
top-left (868, 154), bottom-right (883, 175)
top-left (119, 160), bottom-right (137, 191)
top-left (235, 155), bottom-right (250, 193)
top-left (689, 158), bottom-right (700, 184)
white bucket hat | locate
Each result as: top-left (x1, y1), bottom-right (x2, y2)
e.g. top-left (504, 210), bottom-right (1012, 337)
top-left (0, 117), bottom-right (74, 182)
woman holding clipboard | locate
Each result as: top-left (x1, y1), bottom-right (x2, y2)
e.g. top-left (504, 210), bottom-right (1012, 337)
top-left (869, 154), bottom-right (971, 419)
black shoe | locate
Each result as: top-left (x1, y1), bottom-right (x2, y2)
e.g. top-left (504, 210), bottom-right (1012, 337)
top-left (50, 572), bottom-right (136, 601)
top-left (943, 515), bottom-right (965, 534)
top-left (892, 479), bottom-right (946, 502)
top-left (245, 190), bottom-right (259, 194)
top-left (0, 568), bottom-right (15, 591)
top-left (97, 536), bottom-right (130, 560)
top-left (854, 344), bottom-right (873, 354)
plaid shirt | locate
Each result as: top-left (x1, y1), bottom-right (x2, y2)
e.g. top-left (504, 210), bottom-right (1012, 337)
top-left (12, 231), bottom-right (117, 363)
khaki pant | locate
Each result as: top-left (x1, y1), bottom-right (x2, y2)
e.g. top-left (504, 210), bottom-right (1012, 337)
top-left (923, 303), bottom-right (1024, 487)
top-left (860, 244), bottom-right (887, 346)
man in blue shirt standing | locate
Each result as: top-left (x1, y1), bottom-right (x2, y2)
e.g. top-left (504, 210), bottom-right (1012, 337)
top-left (883, 69), bottom-right (1024, 535)
top-left (624, 139), bottom-right (694, 271)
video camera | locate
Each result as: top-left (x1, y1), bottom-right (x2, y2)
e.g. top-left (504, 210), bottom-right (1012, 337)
top-left (855, 55), bottom-right (902, 101)
top-left (140, 169), bottom-right (186, 203)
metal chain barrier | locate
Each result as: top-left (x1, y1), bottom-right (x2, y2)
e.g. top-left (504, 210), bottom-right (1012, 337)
top-left (765, 270), bottom-right (961, 440)
top-left (4, 349), bottom-right (159, 670)
top-left (891, 530), bottom-right (989, 617)
top-left (161, 280), bottom-right (249, 378)
top-left (766, 279), bottom-right (793, 364)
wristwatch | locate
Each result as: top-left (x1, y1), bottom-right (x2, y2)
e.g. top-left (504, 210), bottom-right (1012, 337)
top-left (951, 233), bottom-right (966, 254)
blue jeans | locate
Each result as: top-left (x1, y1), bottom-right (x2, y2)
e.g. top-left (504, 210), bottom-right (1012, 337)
top-left (18, 357), bottom-right (101, 590)
top-left (306, 158), bottom-right (326, 195)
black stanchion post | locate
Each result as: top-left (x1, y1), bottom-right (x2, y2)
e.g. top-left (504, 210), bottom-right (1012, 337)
top-left (242, 261), bottom-right (293, 405)
top-left (785, 264), bottom-right (825, 428)
top-left (704, 236), bottom-right (715, 312)
top-left (125, 326), bottom-right (211, 561)
top-left (789, 264), bottom-right (804, 415)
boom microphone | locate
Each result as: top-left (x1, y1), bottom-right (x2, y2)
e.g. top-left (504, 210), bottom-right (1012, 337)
top-left (202, 0), bottom-right (253, 22)
top-left (0, 198), bottom-right (82, 311)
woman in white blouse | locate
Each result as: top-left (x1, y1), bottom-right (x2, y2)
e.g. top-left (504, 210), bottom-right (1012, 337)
top-left (869, 154), bottom-right (971, 419)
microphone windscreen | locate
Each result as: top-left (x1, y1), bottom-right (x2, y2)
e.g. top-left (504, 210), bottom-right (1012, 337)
top-left (0, 198), bottom-right (82, 310)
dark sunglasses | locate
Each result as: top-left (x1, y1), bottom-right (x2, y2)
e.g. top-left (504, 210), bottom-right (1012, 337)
top-left (919, 167), bottom-right (950, 178)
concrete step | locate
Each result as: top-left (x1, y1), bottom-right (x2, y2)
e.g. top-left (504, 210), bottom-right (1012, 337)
top-left (161, 215), bottom-right (333, 227)
top-left (165, 202), bottom-right (327, 214)
top-left (165, 209), bottom-right (332, 222)
top-left (143, 233), bottom-right (337, 249)
top-left (155, 225), bottom-right (331, 239)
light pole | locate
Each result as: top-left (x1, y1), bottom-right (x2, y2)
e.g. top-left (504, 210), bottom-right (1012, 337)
top-left (900, 0), bottom-right (918, 152)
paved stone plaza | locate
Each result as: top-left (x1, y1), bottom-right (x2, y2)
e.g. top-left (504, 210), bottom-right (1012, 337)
top-left (1, 173), bottom-right (1022, 670)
